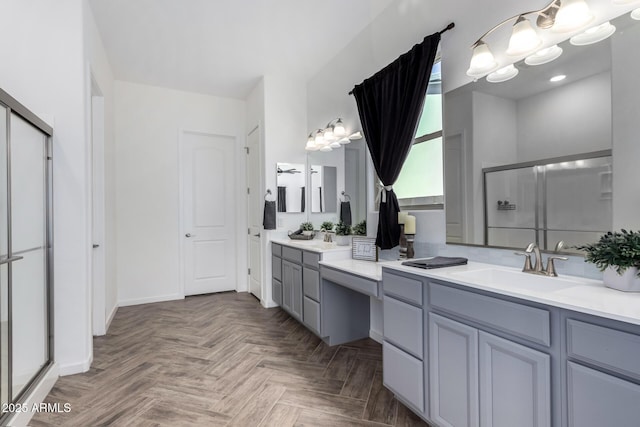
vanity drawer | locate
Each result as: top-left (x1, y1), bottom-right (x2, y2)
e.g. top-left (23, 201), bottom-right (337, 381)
top-left (303, 267), bottom-right (320, 301)
top-left (272, 279), bottom-right (282, 306)
top-left (383, 271), bottom-right (423, 306)
top-left (567, 319), bottom-right (640, 381)
top-left (272, 243), bottom-right (282, 257)
top-left (303, 251), bottom-right (321, 269)
top-left (384, 296), bottom-right (423, 359)
top-left (322, 266), bottom-right (379, 297)
top-left (430, 283), bottom-right (551, 346)
top-left (303, 296), bottom-right (321, 335)
top-left (383, 341), bottom-right (424, 413)
top-left (272, 255), bottom-right (282, 281)
top-left (282, 246), bottom-right (302, 264)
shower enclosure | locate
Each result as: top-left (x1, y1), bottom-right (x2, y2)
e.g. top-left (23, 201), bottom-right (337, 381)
top-left (0, 89), bottom-right (53, 423)
top-left (483, 150), bottom-right (612, 252)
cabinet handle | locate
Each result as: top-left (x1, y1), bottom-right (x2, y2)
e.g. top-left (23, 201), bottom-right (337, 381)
top-left (0, 255), bottom-right (24, 266)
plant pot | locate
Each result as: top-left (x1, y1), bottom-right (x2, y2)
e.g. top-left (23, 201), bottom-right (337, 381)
top-left (603, 266), bottom-right (640, 292)
top-left (302, 230), bottom-right (313, 236)
top-left (335, 235), bottom-right (351, 246)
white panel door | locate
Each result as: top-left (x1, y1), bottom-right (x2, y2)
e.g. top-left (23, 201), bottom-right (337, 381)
top-left (182, 131), bottom-right (236, 296)
top-left (246, 127), bottom-right (262, 299)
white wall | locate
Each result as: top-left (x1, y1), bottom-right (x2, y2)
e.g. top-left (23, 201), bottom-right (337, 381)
top-left (84, 0), bottom-right (118, 334)
top-left (0, 0), bottom-right (92, 374)
top-left (114, 81), bottom-right (246, 306)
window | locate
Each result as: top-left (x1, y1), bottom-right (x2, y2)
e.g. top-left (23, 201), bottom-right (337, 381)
top-left (373, 61), bottom-right (444, 210)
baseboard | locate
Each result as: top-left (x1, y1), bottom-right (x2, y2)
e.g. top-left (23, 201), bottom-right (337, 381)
top-left (58, 355), bottom-right (92, 377)
top-left (7, 363), bottom-right (59, 427)
top-left (369, 328), bottom-right (383, 344)
top-left (261, 298), bottom-right (278, 309)
top-left (105, 303), bottom-right (118, 332)
top-left (118, 293), bottom-right (184, 307)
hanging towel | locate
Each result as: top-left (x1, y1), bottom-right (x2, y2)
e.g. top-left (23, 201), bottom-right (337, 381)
top-left (340, 201), bottom-right (352, 226)
top-left (277, 186), bottom-right (287, 212)
top-left (263, 200), bottom-right (276, 230)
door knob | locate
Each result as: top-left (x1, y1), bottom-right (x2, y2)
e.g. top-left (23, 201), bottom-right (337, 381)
top-left (92, 244), bottom-right (100, 249)
top-left (185, 233), bottom-right (196, 238)
top-left (253, 233), bottom-right (261, 237)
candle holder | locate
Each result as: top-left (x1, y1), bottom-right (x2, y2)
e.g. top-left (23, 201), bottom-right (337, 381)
top-left (399, 224), bottom-right (408, 259)
top-left (406, 234), bottom-right (415, 259)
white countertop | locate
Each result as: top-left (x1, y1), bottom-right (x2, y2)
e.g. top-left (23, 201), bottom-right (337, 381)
top-left (383, 260), bottom-right (640, 326)
top-left (318, 258), bottom-right (387, 281)
top-left (271, 238), bottom-right (352, 254)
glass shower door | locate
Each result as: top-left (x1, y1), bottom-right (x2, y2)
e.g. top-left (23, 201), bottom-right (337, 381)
top-left (9, 114), bottom-right (48, 399)
top-left (0, 105), bottom-right (8, 408)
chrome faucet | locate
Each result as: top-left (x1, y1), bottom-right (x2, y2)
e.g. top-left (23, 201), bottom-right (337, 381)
top-left (515, 241), bottom-right (568, 277)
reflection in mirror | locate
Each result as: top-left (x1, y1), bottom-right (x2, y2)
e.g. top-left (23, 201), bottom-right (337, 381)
top-left (310, 165), bottom-right (337, 213)
top-left (276, 163), bottom-right (306, 213)
top-left (345, 141), bottom-right (367, 224)
top-left (444, 12), bottom-right (640, 252)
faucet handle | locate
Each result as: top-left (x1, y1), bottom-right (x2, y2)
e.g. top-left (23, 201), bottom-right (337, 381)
top-left (554, 241), bottom-right (567, 253)
top-left (514, 251), bottom-right (533, 272)
top-left (545, 255), bottom-right (569, 277)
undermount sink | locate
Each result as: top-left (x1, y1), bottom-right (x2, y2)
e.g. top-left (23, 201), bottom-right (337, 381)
top-left (450, 268), bottom-right (583, 292)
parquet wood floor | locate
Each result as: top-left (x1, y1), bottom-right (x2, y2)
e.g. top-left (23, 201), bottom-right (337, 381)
top-left (31, 292), bottom-right (431, 427)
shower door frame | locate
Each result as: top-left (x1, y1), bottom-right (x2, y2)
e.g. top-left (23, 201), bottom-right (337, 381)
top-left (482, 149), bottom-right (612, 250)
top-left (0, 88), bottom-right (54, 423)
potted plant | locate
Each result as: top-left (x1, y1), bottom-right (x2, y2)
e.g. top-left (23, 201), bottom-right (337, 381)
top-left (320, 221), bottom-right (334, 233)
top-left (576, 229), bottom-right (640, 292)
top-left (335, 220), bottom-right (351, 246)
top-left (352, 220), bottom-right (367, 236)
top-left (300, 221), bottom-right (315, 236)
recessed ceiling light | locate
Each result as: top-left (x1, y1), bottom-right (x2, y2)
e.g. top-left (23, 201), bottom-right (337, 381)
top-left (550, 74), bottom-right (566, 82)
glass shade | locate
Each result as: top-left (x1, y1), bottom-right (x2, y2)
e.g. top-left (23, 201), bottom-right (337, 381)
top-left (506, 16), bottom-right (542, 56)
top-left (333, 119), bottom-right (346, 137)
top-left (553, 0), bottom-right (594, 32)
top-left (525, 45), bottom-right (563, 66)
top-left (487, 64), bottom-right (519, 83)
top-left (631, 8), bottom-right (640, 20)
top-left (570, 21), bottom-right (616, 45)
top-left (467, 41), bottom-right (498, 78)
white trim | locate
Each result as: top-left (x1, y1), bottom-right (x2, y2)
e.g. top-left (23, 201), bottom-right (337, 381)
top-left (105, 303), bottom-right (118, 332)
top-left (118, 293), bottom-right (184, 307)
top-left (6, 364), bottom-right (59, 427)
top-left (369, 329), bottom-right (383, 344)
top-left (59, 354), bottom-right (92, 376)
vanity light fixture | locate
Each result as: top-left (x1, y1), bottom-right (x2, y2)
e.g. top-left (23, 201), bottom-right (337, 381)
top-left (525, 44), bottom-right (563, 65)
top-left (631, 8), bottom-right (640, 20)
top-left (550, 74), bottom-right (567, 82)
top-left (487, 64), bottom-right (519, 83)
top-left (570, 21), bottom-right (616, 45)
top-left (307, 119), bottom-right (363, 152)
top-left (612, 0), bottom-right (639, 4)
top-left (467, 0), bottom-right (598, 79)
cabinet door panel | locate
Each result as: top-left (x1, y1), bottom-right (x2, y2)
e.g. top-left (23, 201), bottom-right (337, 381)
top-left (291, 263), bottom-right (303, 320)
top-left (303, 267), bottom-right (320, 301)
top-left (383, 341), bottom-right (424, 413)
top-left (479, 331), bottom-right (551, 427)
top-left (429, 314), bottom-right (479, 427)
top-left (272, 279), bottom-right (282, 306)
top-left (303, 296), bottom-right (321, 335)
top-left (567, 362), bottom-right (640, 427)
top-left (272, 255), bottom-right (282, 281)
top-left (282, 261), bottom-right (293, 313)
top-left (384, 296), bottom-right (423, 359)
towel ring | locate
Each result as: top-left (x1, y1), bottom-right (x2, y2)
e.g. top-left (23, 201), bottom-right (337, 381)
top-left (265, 189), bottom-right (273, 201)
top-left (341, 191), bottom-right (351, 202)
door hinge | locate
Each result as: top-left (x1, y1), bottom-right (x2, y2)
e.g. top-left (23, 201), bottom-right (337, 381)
top-left (248, 228), bottom-right (250, 235)
top-left (247, 187), bottom-right (250, 195)
top-left (244, 147), bottom-right (249, 154)
top-left (248, 268), bottom-right (251, 275)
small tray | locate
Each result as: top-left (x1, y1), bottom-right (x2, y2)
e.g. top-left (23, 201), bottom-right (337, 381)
top-left (288, 232), bottom-right (316, 240)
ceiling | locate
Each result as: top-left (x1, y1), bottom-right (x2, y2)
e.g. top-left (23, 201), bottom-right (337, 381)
top-left (88, 0), bottom-right (394, 99)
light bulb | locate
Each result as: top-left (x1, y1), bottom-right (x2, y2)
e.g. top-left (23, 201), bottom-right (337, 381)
top-left (466, 41), bottom-right (498, 78)
top-left (506, 16), bottom-right (542, 56)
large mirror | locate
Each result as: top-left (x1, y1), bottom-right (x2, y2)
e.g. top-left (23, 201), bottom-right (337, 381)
top-left (276, 163), bottom-right (306, 213)
top-left (310, 165), bottom-right (337, 213)
top-left (444, 11), bottom-right (640, 252)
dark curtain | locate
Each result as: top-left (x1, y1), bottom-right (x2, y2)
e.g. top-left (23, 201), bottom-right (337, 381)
top-left (351, 32), bottom-right (440, 249)
top-left (277, 186), bottom-right (287, 212)
top-left (300, 186), bottom-right (305, 213)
